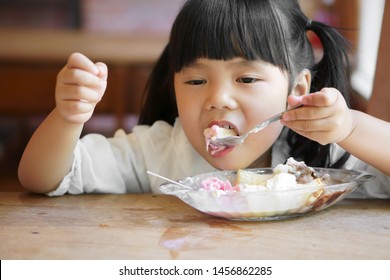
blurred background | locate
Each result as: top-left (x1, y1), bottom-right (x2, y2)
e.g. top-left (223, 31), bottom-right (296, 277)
top-left (0, 0), bottom-right (387, 191)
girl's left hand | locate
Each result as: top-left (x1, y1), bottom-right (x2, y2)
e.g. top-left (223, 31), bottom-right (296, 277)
top-left (281, 87), bottom-right (355, 145)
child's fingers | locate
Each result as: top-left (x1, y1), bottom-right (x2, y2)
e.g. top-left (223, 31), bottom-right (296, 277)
top-left (281, 117), bottom-right (342, 145)
top-left (283, 88), bottom-right (353, 145)
top-left (95, 62), bottom-right (108, 80)
top-left (282, 106), bottom-right (331, 122)
top-left (282, 117), bottom-right (333, 133)
top-left (283, 122), bottom-right (347, 146)
top-left (283, 88), bottom-right (338, 121)
top-left (59, 85), bottom-right (103, 104)
top-left (66, 52), bottom-right (99, 75)
top-left (61, 68), bottom-right (103, 88)
top-left (301, 88), bottom-right (338, 107)
top-left (55, 54), bottom-right (107, 124)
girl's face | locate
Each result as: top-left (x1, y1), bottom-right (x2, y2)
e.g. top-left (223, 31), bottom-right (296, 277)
top-left (174, 57), bottom-right (290, 170)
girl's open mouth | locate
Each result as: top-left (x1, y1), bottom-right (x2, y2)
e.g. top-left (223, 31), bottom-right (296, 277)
top-left (207, 142), bottom-right (235, 157)
top-left (203, 123), bottom-right (238, 156)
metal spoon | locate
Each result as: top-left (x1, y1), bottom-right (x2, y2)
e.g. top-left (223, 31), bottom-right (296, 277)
top-left (209, 104), bottom-right (303, 147)
top-left (146, 170), bottom-right (189, 188)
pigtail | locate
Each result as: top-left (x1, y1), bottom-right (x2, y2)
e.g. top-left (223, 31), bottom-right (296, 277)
top-left (138, 45), bottom-right (178, 126)
top-left (287, 19), bottom-right (352, 168)
top-left (307, 20), bottom-right (352, 106)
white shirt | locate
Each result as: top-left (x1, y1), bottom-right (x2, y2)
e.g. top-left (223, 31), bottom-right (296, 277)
top-left (48, 119), bottom-right (390, 198)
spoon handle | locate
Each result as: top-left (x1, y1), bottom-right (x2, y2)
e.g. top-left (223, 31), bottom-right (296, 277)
top-left (249, 104), bottom-right (303, 134)
top-left (146, 171), bottom-right (188, 188)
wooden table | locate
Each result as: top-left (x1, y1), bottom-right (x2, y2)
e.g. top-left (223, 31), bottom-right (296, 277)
top-left (0, 192), bottom-right (389, 260)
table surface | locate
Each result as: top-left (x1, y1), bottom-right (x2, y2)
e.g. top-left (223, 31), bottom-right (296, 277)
top-left (0, 192), bottom-right (389, 260)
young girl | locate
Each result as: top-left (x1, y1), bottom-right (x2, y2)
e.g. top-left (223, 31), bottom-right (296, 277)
top-left (18, 0), bottom-right (390, 198)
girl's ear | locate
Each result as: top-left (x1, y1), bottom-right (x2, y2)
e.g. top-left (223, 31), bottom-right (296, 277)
top-left (291, 69), bottom-right (311, 97)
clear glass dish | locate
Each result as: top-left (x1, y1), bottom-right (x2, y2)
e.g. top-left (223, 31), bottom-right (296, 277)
top-left (159, 168), bottom-right (374, 221)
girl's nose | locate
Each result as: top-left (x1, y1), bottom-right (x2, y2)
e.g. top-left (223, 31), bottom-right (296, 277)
top-left (204, 88), bottom-right (239, 111)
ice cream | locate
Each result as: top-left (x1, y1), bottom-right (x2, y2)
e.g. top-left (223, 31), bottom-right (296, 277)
top-left (273, 157), bottom-right (326, 185)
top-left (201, 177), bottom-right (240, 197)
top-left (200, 157), bottom-right (328, 196)
top-left (203, 125), bottom-right (236, 154)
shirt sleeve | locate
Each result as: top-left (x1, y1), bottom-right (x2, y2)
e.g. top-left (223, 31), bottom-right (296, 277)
top-left (47, 129), bottom-right (151, 196)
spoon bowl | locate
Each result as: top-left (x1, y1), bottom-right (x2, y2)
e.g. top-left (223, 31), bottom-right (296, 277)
top-left (209, 104), bottom-right (303, 147)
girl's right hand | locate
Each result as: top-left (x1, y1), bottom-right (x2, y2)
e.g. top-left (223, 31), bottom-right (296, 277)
top-left (55, 52), bottom-right (108, 124)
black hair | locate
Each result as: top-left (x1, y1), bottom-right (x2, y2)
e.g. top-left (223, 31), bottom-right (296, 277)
top-left (139, 0), bottom-right (351, 168)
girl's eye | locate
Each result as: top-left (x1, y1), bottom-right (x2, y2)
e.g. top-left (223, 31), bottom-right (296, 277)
top-left (237, 77), bottom-right (258, 84)
top-left (186, 79), bottom-right (206, 85)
